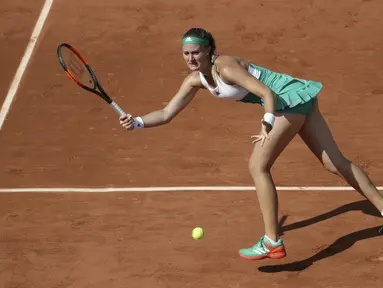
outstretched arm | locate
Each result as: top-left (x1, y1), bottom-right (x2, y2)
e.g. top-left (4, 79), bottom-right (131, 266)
top-left (120, 72), bottom-right (201, 130)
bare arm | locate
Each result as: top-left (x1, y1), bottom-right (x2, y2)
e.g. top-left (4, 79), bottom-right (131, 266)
top-left (217, 56), bottom-right (276, 114)
top-left (217, 56), bottom-right (277, 146)
top-left (120, 72), bottom-right (202, 130)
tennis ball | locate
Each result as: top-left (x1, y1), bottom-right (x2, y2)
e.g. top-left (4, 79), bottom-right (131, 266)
top-left (192, 227), bottom-right (204, 240)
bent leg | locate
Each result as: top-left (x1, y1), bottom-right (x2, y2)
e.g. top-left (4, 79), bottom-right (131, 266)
top-left (249, 112), bottom-right (306, 241)
top-left (239, 112), bottom-right (306, 260)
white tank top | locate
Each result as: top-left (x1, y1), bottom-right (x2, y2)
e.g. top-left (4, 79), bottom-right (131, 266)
top-left (199, 61), bottom-right (261, 100)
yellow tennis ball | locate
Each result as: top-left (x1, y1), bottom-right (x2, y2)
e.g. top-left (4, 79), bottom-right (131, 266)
top-left (192, 227), bottom-right (204, 240)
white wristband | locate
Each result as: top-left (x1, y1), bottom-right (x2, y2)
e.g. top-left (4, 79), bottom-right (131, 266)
top-left (133, 116), bottom-right (145, 129)
top-left (263, 112), bottom-right (275, 127)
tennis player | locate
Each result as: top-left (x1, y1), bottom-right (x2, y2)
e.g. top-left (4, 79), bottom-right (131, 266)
top-left (120, 28), bottom-right (383, 261)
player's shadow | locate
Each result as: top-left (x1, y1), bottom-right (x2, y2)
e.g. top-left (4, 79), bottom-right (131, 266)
top-left (258, 200), bottom-right (382, 273)
top-left (279, 199), bottom-right (380, 236)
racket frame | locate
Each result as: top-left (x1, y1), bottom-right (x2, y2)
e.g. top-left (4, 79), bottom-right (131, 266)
top-left (57, 42), bottom-right (128, 117)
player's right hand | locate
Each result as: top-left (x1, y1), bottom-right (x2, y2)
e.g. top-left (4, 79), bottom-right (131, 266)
top-left (119, 115), bottom-right (135, 130)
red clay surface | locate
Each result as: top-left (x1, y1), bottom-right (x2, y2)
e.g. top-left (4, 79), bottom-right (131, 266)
top-left (0, 0), bottom-right (383, 287)
top-left (1, 191), bottom-right (382, 287)
top-left (0, 0), bottom-right (45, 103)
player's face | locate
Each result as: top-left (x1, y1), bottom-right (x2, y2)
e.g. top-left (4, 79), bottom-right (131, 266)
top-left (182, 44), bottom-right (211, 72)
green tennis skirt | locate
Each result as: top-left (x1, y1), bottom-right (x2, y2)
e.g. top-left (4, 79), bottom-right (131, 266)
top-left (238, 64), bottom-right (323, 115)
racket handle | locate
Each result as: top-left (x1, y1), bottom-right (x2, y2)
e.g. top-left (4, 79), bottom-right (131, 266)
top-left (110, 101), bottom-right (130, 117)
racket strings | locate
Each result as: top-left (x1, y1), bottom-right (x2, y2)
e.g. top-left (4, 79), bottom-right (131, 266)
top-left (61, 47), bottom-right (94, 89)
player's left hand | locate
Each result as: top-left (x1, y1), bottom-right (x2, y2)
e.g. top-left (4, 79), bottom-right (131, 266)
top-left (251, 122), bottom-right (272, 147)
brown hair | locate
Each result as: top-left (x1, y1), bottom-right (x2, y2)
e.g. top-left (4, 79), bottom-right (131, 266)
top-left (183, 28), bottom-right (216, 61)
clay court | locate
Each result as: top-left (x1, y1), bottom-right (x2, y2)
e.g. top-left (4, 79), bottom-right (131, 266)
top-left (1, 0), bottom-right (383, 287)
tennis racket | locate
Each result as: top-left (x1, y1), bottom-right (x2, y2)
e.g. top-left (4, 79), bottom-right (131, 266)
top-left (57, 42), bottom-right (129, 117)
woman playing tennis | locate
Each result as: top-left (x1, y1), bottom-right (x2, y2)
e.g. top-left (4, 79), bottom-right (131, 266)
top-left (120, 28), bottom-right (383, 261)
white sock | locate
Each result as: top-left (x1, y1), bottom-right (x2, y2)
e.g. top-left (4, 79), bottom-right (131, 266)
top-left (264, 235), bottom-right (280, 246)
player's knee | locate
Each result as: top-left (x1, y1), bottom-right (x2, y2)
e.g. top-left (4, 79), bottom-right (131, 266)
top-left (323, 161), bottom-right (340, 175)
top-left (248, 156), bottom-right (271, 177)
top-left (323, 155), bottom-right (349, 176)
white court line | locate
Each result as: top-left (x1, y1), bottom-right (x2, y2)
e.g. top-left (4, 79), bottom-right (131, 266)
top-left (0, 0), bottom-right (54, 130)
top-left (0, 186), bottom-right (382, 193)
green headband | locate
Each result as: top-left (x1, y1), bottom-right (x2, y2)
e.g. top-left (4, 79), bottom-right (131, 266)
top-left (182, 36), bottom-right (210, 45)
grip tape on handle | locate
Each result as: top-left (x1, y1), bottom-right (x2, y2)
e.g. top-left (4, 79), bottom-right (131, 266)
top-left (110, 101), bottom-right (129, 117)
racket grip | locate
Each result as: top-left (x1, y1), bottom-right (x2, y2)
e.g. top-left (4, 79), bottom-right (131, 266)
top-left (110, 101), bottom-right (130, 117)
